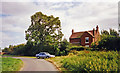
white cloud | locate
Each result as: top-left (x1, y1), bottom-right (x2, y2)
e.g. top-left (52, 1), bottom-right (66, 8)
top-left (1, 0), bottom-right (119, 3)
top-left (1, 2), bottom-right (118, 48)
top-left (1, 32), bottom-right (12, 40)
top-left (2, 24), bottom-right (25, 33)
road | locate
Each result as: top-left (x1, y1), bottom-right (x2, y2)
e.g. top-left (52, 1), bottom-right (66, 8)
top-left (13, 57), bottom-right (58, 71)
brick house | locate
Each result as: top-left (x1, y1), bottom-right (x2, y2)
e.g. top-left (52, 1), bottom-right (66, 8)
top-left (69, 25), bottom-right (100, 47)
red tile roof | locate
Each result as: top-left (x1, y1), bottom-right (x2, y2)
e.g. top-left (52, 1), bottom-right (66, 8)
top-left (70, 30), bottom-right (95, 39)
top-left (70, 32), bottom-right (84, 39)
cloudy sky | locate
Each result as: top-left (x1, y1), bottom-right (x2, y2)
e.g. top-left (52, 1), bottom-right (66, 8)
top-left (0, 0), bottom-right (119, 49)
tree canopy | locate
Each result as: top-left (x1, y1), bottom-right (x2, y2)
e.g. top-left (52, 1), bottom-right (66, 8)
top-left (101, 28), bottom-right (119, 37)
top-left (94, 28), bottom-right (120, 51)
top-left (25, 12), bottom-right (63, 46)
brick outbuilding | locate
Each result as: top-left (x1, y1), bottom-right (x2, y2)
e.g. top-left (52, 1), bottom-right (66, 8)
top-left (69, 25), bottom-right (100, 47)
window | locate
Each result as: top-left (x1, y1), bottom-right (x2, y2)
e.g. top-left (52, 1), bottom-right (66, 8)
top-left (39, 53), bottom-right (45, 55)
top-left (85, 37), bottom-right (89, 43)
top-left (42, 53), bottom-right (45, 55)
top-left (85, 45), bottom-right (89, 47)
top-left (39, 53), bottom-right (42, 55)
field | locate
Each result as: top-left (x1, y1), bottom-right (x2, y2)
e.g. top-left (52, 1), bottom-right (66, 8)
top-left (47, 50), bottom-right (119, 71)
top-left (2, 57), bottom-right (23, 71)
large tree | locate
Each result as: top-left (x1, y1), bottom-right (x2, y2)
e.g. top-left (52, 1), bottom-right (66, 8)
top-left (25, 12), bottom-right (63, 46)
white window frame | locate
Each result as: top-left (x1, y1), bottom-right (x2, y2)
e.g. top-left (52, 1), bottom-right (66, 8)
top-left (85, 45), bottom-right (89, 47)
top-left (85, 37), bottom-right (89, 43)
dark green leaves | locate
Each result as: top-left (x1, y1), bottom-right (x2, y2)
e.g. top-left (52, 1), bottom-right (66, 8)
top-left (25, 12), bottom-right (63, 46)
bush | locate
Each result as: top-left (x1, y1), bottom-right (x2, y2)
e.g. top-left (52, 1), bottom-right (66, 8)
top-left (60, 51), bottom-right (66, 56)
top-left (70, 46), bottom-right (86, 51)
top-left (59, 38), bottom-right (71, 56)
top-left (97, 35), bottom-right (120, 51)
top-left (3, 38), bottom-right (71, 56)
top-left (61, 51), bottom-right (118, 71)
top-left (69, 50), bottom-right (78, 55)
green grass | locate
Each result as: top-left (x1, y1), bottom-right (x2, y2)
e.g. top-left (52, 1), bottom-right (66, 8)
top-left (47, 50), bottom-right (119, 72)
top-left (0, 56), bottom-right (2, 72)
top-left (46, 56), bottom-right (68, 71)
top-left (2, 57), bottom-right (23, 71)
top-left (2, 55), bottom-right (36, 58)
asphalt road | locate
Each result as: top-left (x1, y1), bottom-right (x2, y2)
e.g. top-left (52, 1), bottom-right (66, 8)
top-left (13, 57), bottom-right (58, 71)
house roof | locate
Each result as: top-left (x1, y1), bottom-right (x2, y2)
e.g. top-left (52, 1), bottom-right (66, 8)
top-left (70, 32), bottom-right (84, 39)
top-left (70, 30), bottom-right (95, 39)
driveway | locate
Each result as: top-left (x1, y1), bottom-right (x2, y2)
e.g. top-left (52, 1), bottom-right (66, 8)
top-left (13, 57), bottom-right (58, 71)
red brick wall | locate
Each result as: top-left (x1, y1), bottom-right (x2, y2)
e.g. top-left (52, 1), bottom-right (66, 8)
top-left (70, 32), bottom-right (94, 47)
top-left (70, 38), bottom-right (81, 43)
top-left (80, 32), bottom-right (93, 47)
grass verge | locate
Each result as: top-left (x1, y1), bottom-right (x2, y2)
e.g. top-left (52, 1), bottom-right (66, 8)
top-left (2, 55), bottom-right (36, 58)
top-left (46, 56), bottom-right (67, 71)
top-left (2, 57), bottom-right (23, 71)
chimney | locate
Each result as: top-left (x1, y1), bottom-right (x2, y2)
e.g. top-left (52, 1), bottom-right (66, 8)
top-left (93, 28), bottom-right (95, 36)
top-left (72, 29), bottom-right (74, 34)
top-left (96, 25), bottom-right (99, 32)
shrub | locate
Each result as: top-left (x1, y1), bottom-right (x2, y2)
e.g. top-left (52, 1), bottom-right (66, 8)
top-left (70, 46), bottom-right (86, 51)
top-left (61, 51), bottom-right (118, 71)
top-left (69, 50), bottom-right (78, 55)
top-left (97, 35), bottom-right (120, 51)
top-left (60, 51), bottom-right (66, 56)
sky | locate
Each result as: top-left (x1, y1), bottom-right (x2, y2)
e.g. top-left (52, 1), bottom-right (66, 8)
top-left (0, 0), bottom-right (119, 49)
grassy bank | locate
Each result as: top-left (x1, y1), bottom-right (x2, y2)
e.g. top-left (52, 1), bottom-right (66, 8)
top-left (47, 50), bottom-right (119, 71)
top-left (2, 55), bottom-right (36, 59)
top-left (2, 57), bottom-right (23, 71)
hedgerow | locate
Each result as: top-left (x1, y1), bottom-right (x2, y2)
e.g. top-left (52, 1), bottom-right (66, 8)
top-left (61, 51), bottom-right (118, 71)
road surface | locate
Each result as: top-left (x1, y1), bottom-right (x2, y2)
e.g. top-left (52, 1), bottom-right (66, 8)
top-left (13, 57), bottom-right (58, 71)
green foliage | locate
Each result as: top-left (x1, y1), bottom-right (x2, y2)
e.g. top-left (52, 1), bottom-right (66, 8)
top-left (61, 51), bottom-right (119, 71)
top-left (60, 51), bottom-right (66, 56)
top-left (91, 42), bottom-right (97, 48)
top-left (55, 48), bottom-right (60, 56)
top-left (59, 38), bottom-right (71, 56)
top-left (97, 35), bottom-right (120, 51)
top-left (2, 57), bottom-right (23, 71)
top-left (23, 12), bottom-right (63, 56)
top-left (101, 30), bottom-right (109, 35)
top-left (2, 47), bottom-right (10, 53)
top-left (2, 44), bottom-right (25, 55)
top-left (101, 28), bottom-right (119, 37)
top-left (25, 12), bottom-right (63, 45)
top-left (92, 29), bottom-right (120, 51)
top-left (70, 46), bottom-right (86, 51)
top-left (59, 38), bottom-right (70, 51)
top-left (69, 50), bottom-right (78, 55)
top-left (110, 28), bottom-right (119, 37)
